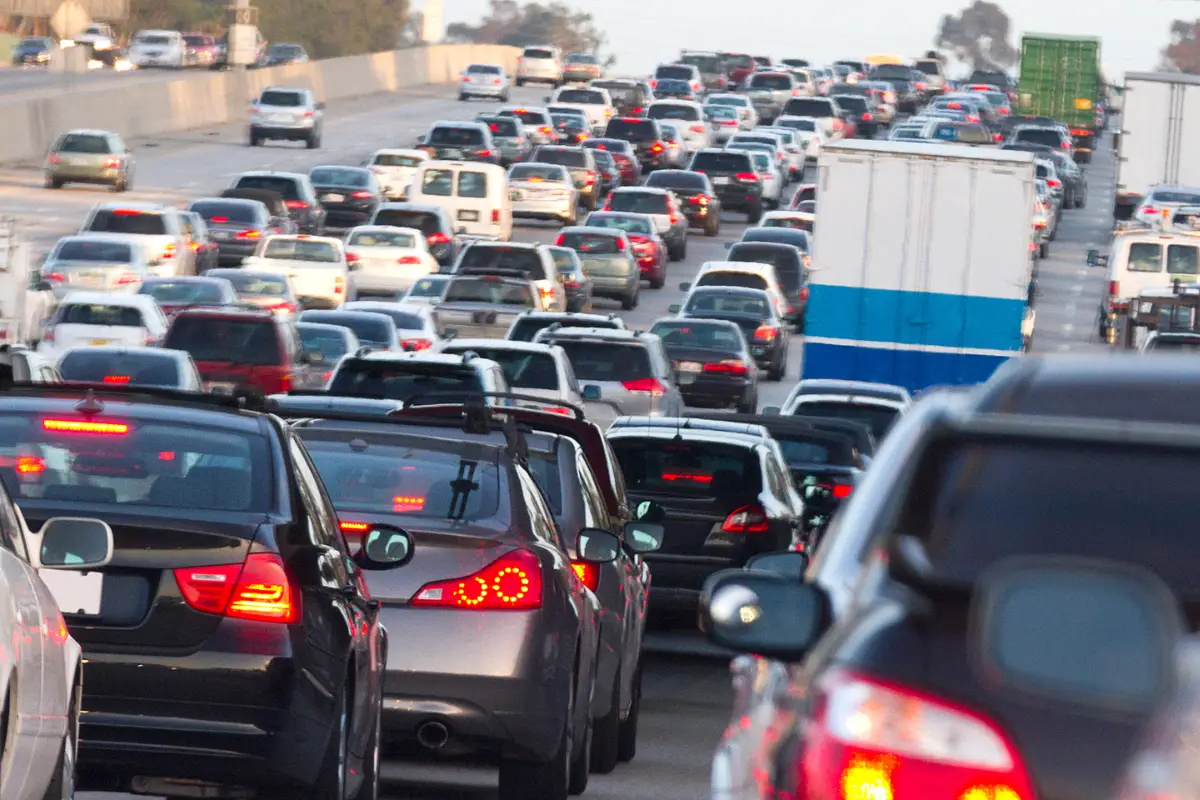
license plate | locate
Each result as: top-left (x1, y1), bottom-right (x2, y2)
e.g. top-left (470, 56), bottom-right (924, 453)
top-left (442, 149), bottom-right (463, 159)
top-left (713, 177), bottom-right (730, 185)
top-left (324, 193), bottom-right (344, 203)
top-left (679, 361), bottom-right (703, 373)
top-left (90, 339), bottom-right (109, 346)
top-left (270, 114), bottom-right (291, 124)
top-left (458, 209), bottom-right (480, 221)
top-left (39, 569), bottom-right (103, 616)
top-left (678, 372), bottom-right (697, 386)
top-left (212, 230), bottom-right (232, 240)
top-left (70, 157), bottom-right (89, 166)
top-left (205, 381), bottom-right (237, 394)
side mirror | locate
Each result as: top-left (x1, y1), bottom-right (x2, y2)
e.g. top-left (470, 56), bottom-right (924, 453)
top-left (763, 405), bottom-right (781, 415)
top-left (578, 528), bottom-right (621, 563)
top-left (667, 304), bottom-right (682, 314)
top-left (316, 102), bottom-right (326, 110)
top-left (37, 517), bottom-right (114, 569)
top-left (355, 524), bottom-right (414, 570)
top-left (581, 384), bottom-right (602, 401)
top-left (678, 282), bottom-right (691, 291)
top-left (1086, 249), bottom-right (1101, 266)
top-left (699, 568), bottom-right (830, 660)
top-left (745, 550), bottom-right (810, 580)
top-left (415, 135), bottom-right (426, 145)
top-left (623, 520), bottom-right (664, 553)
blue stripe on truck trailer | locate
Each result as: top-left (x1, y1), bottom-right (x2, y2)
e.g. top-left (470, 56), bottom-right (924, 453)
top-left (802, 340), bottom-right (1013, 392)
top-left (804, 284), bottom-right (1028, 352)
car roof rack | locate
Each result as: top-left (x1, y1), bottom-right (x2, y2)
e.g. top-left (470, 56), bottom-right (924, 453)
top-left (0, 382), bottom-right (271, 412)
top-left (454, 266), bottom-right (531, 279)
top-left (609, 415), bottom-right (772, 439)
top-left (397, 391), bottom-right (585, 420)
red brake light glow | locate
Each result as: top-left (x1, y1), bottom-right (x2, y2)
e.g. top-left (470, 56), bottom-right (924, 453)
top-left (621, 377), bottom-right (666, 395)
top-left (722, 505), bottom-right (769, 533)
top-left (284, 200), bottom-right (308, 209)
top-left (174, 553), bottom-right (299, 624)
top-left (754, 325), bottom-right (779, 341)
top-left (17, 456), bottom-right (44, 475)
top-left (427, 232), bottom-right (451, 246)
top-left (703, 360), bottom-right (749, 375)
top-left (393, 495), bottom-right (425, 512)
top-left (832, 483), bottom-right (853, 499)
top-left (42, 419), bottom-right (129, 435)
top-left (349, 191), bottom-right (373, 199)
top-left (210, 216), bottom-right (230, 223)
top-left (236, 230), bottom-right (261, 240)
top-left (571, 561), bottom-right (599, 591)
top-left (103, 375), bottom-right (131, 384)
top-left (112, 209), bottom-right (142, 216)
top-left (735, 172), bottom-right (759, 182)
top-left (411, 549), bottom-right (543, 610)
top-left (662, 471), bottom-right (713, 483)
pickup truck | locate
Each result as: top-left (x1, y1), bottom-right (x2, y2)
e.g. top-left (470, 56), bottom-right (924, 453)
top-left (243, 234), bottom-right (348, 309)
top-left (432, 272), bottom-right (540, 339)
top-left (546, 86), bottom-right (614, 134)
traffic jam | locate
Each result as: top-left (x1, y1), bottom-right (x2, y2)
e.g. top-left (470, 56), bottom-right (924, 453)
top-left (3, 35), bottom-right (1200, 800)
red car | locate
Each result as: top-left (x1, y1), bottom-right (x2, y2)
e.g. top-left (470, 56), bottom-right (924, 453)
top-left (182, 32), bottom-right (219, 67)
top-left (583, 138), bottom-right (642, 185)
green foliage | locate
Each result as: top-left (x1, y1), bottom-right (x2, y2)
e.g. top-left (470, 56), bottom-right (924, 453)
top-left (446, 0), bottom-right (607, 60)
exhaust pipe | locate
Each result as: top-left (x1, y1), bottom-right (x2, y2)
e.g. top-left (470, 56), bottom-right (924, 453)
top-left (417, 721), bottom-right (450, 750)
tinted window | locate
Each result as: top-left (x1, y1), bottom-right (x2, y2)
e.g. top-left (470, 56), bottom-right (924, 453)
top-left (135, 34), bottom-right (172, 45)
top-left (457, 246), bottom-right (546, 279)
top-left (649, 320), bottom-right (743, 352)
top-left (346, 230), bottom-right (417, 248)
top-left (535, 149), bottom-right (587, 168)
top-left (310, 167), bottom-right (370, 187)
top-left (504, 110), bottom-right (548, 126)
top-left (585, 215), bottom-right (653, 235)
top-left (607, 192), bottom-right (670, 215)
top-left (510, 317), bottom-right (619, 342)
top-left (1169, 245), bottom-right (1200, 275)
top-left (605, 119), bottom-right (658, 141)
top-left (190, 201), bottom-right (258, 224)
top-left (164, 318), bottom-right (281, 365)
top-left (0, 414), bottom-right (268, 511)
top-left (301, 313), bottom-right (391, 345)
top-left (59, 351), bottom-right (181, 387)
top-left (457, 172), bottom-right (488, 199)
top-left (328, 361), bottom-right (480, 401)
top-left (58, 304), bottom-right (145, 327)
top-left (217, 273), bottom-right (289, 296)
top-left (548, 247), bottom-right (582, 276)
top-left (141, 281), bottom-right (228, 304)
top-left (443, 278), bottom-right (533, 306)
top-left (773, 435), bottom-right (838, 465)
top-left (834, 95), bottom-right (868, 112)
top-left (587, 139), bottom-right (632, 154)
top-left (750, 74), bottom-right (792, 90)
top-left (646, 171), bottom-right (706, 191)
top-left (467, 63), bottom-right (501, 74)
top-left (871, 64), bottom-right (912, 79)
top-left (1151, 190), bottom-right (1200, 205)
top-left (690, 151), bottom-right (752, 173)
top-left (510, 164), bottom-right (570, 182)
top-left (655, 65), bottom-right (693, 80)
top-left (557, 89), bottom-right (604, 104)
top-left (558, 232), bottom-right (621, 254)
top-left (554, 341), bottom-right (650, 381)
top-left (235, 176), bottom-right (302, 201)
top-left (372, 153), bottom-right (424, 168)
top-left (406, 276), bottom-right (448, 298)
top-left (86, 210), bottom-right (167, 236)
top-left (780, 118), bottom-right (817, 132)
top-left (56, 134), bottom-right (111, 154)
top-left (1127, 243), bottom-right (1163, 273)
top-left (656, 80), bottom-right (693, 94)
top-left (686, 287), bottom-right (769, 314)
top-left (258, 90), bottom-right (304, 107)
top-left (420, 169), bottom-right (454, 197)
top-left (1147, 337), bottom-right (1200, 351)
top-left (593, 83), bottom-right (638, 104)
top-left (302, 437), bottom-right (499, 520)
top-left (783, 99), bottom-right (834, 117)
top-left (429, 127), bottom-right (484, 146)
top-left (1014, 128), bottom-right (1064, 148)
top-left (611, 439), bottom-right (761, 498)
top-left (526, 452), bottom-right (565, 514)
top-left (648, 104), bottom-right (700, 121)
top-left (55, 240), bottom-right (133, 262)
top-left (794, 400), bottom-right (898, 439)
top-left (298, 325), bottom-right (352, 359)
top-left (373, 209), bottom-right (440, 236)
top-left (263, 238), bottom-right (339, 263)
top-left (443, 348), bottom-right (558, 390)
top-left (480, 118), bottom-right (518, 137)
top-left (680, 54), bottom-right (721, 72)
top-left (524, 48), bottom-right (554, 59)
top-left (915, 59), bottom-right (941, 75)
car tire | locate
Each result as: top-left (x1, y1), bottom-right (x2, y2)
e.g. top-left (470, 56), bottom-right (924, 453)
top-left (348, 694), bottom-right (382, 800)
top-left (41, 684), bottom-right (79, 800)
top-left (591, 667), bottom-right (621, 775)
top-left (737, 389), bottom-right (758, 414)
top-left (311, 690), bottom-right (350, 800)
top-left (501, 91), bottom-right (510, 102)
top-left (705, 218), bottom-right (719, 237)
top-left (45, 176), bottom-right (62, 189)
top-left (747, 204), bottom-right (762, 224)
top-left (249, 132), bottom-right (260, 147)
top-left (458, 92), bottom-right (468, 101)
top-left (499, 685), bottom-right (572, 800)
top-left (617, 662), bottom-right (641, 763)
top-left (1039, 242), bottom-right (1049, 259)
top-left (307, 134), bottom-right (321, 150)
top-left (621, 289), bottom-right (638, 310)
top-left (516, 78), bottom-right (525, 87)
top-left (768, 353), bottom-right (786, 381)
top-left (568, 704), bottom-right (592, 795)
top-left (1076, 193), bottom-right (1086, 209)
top-left (650, 271), bottom-right (665, 289)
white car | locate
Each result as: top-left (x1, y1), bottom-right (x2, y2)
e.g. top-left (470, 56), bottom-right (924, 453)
top-left (515, 44), bottom-right (563, 87)
top-left (1, 515), bottom-right (115, 800)
top-left (754, 127), bottom-right (806, 181)
top-left (243, 234), bottom-right (349, 309)
top-left (343, 225), bottom-right (438, 299)
top-left (547, 85), bottom-right (614, 134)
top-left (1134, 186), bottom-right (1200, 227)
top-left (646, 100), bottom-right (712, 153)
top-left (459, 62), bottom-right (511, 101)
top-left (759, 209), bottom-right (814, 235)
top-left (729, 132), bottom-right (790, 180)
top-left (705, 93), bottom-right (758, 130)
top-left (509, 162), bottom-right (579, 226)
top-left (437, 338), bottom-right (586, 411)
top-left (365, 149), bottom-right (429, 201)
top-left (732, 148), bottom-right (783, 208)
top-left (773, 115), bottom-right (828, 162)
top-left (705, 105), bottom-right (741, 144)
top-left (127, 29), bottom-right (184, 69)
top-left (37, 292), bottom-right (169, 358)
top-left (780, 378), bottom-right (911, 440)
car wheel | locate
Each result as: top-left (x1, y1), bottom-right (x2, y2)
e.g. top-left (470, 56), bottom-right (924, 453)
top-left (747, 204), bottom-right (762, 224)
top-left (1039, 242), bottom-right (1049, 259)
top-left (41, 684), bottom-right (79, 800)
top-left (348, 695), bottom-right (382, 800)
top-left (737, 391), bottom-right (758, 414)
top-left (458, 92), bottom-right (467, 101)
top-left (499, 683), bottom-right (572, 800)
top-left (591, 666), bottom-right (620, 774)
top-left (311, 690), bottom-right (349, 800)
top-left (307, 133), bottom-right (320, 150)
top-left (45, 176), bottom-right (62, 189)
top-left (621, 289), bottom-right (637, 310)
top-left (568, 701), bottom-right (592, 795)
top-left (249, 134), bottom-right (259, 147)
top-left (516, 78), bottom-right (525, 87)
top-left (650, 271), bottom-right (665, 289)
top-left (705, 218), bottom-right (719, 237)
top-left (617, 662), bottom-right (641, 762)
top-left (768, 353), bottom-right (786, 381)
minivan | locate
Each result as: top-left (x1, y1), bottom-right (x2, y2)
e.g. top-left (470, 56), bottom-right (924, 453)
top-left (407, 161), bottom-right (513, 241)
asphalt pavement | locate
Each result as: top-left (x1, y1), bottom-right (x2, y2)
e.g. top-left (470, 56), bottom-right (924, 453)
top-left (0, 81), bottom-right (1114, 799)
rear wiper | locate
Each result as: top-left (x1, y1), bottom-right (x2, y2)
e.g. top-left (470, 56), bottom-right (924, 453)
top-left (446, 459), bottom-right (480, 521)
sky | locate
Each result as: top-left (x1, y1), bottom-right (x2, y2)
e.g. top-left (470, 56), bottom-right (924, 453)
top-left (431, 0), bottom-right (1194, 79)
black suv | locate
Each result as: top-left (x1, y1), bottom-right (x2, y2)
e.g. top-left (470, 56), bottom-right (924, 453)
top-left (602, 117), bottom-right (667, 172)
top-left (686, 149), bottom-right (763, 222)
top-left (229, 171), bottom-right (325, 235)
top-left (0, 385), bottom-right (413, 798)
top-left (644, 169), bottom-right (723, 236)
top-left (419, 122), bottom-right (499, 164)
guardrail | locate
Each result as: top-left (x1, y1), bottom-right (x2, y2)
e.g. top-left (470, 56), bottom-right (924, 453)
top-left (0, 43), bottom-right (521, 166)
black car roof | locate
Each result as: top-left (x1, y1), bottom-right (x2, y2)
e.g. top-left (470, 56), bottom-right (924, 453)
top-left (0, 385), bottom-right (270, 434)
top-left (685, 412), bottom-right (859, 457)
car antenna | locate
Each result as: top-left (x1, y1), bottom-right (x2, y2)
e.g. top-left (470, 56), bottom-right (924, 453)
top-left (76, 389), bottom-right (104, 416)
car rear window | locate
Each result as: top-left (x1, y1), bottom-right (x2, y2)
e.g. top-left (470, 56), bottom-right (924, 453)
top-left (311, 167), bottom-right (370, 187)
top-left (134, 34), bottom-right (172, 45)
top-left (263, 238), bottom-right (339, 263)
top-left (86, 210), bottom-right (167, 236)
top-left (834, 95), bottom-right (868, 112)
top-left (372, 153), bottom-right (424, 168)
top-left (697, 271), bottom-right (770, 292)
top-left (779, 118), bottom-right (817, 132)
top-left (783, 98), bottom-right (834, 117)
top-left (558, 232), bottom-right (621, 254)
top-left (346, 230), bottom-right (417, 248)
top-left (510, 164), bottom-right (569, 182)
top-left (535, 148), bottom-right (587, 168)
top-left (584, 215), bottom-right (653, 235)
top-left (480, 118), bottom-right (519, 137)
top-left (656, 80), bottom-right (692, 94)
top-left (443, 347), bottom-right (558, 390)
top-left (59, 351), bottom-right (181, 388)
top-left (504, 110), bottom-right (549, 126)
top-left (372, 209), bottom-right (440, 236)
top-left (0, 414), bottom-right (269, 512)
top-left (605, 119), bottom-right (658, 141)
top-left (1014, 128), bottom-right (1063, 148)
top-left (190, 201), bottom-right (258, 224)
top-left (57, 304), bottom-right (145, 327)
top-left (301, 435), bottom-right (499, 521)
top-left (429, 127), bottom-right (485, 146)
top-left (302, 313), bottom-right (391, 346)
top-left (164, 317), bottom-right (281, 366)
top-left (235, 176), bottom-right (302, 201)
top-left (685, 289), bottom-right (770, 318)
top-left (259, 90), bottom-right (304, 107)
top-left (553, 341), bottom-right (650, 382)
top-left (607, 192), bottom-right (669, 215)
top-left (55, 240), bottom-right (133, 262)
top-left (794, 400), bottom-right (899, 440)
top-left (646, 171), bottom-right (706, 191)
top-left (443, 277), bottom-right (534, 306)
top-left (55, 134), bottom-right (111, 154)
top-left (183, 35), bottom-right (210, 46)
top-left (524, 48), bottom-right (554, 59)
top-left (406, 276), bottom-right (449, 299)
top-left (1148, 337), bottom-right (1200, 351)
top-left (648, 104), bottom-right (700, 121)
top-left (467, 63), bottom-right (501, 74)
top-left (772, 434), bottom-right (841, 466)
top-left (750, 73), bottom-right (792, 90)
top-left (218, 273), bottom-right (289, 296)
top-left (655, 65), bottom-right (693, 80)
top-left (557, 89), bottom-right (605, 104)
top-left (328, 361), bottom-right (482, 402)
top-left (649, 320), bottom-right (743, 352)
top-left (690, 151), bottom-right (752, 173)
top-left (298, 325), bottom-right (352, 359)
top-left (915, 59), bottom-right (941, 75)
top-left (611, 439), bottom-right (761, 498)
top-left (593, 83), bottom-right (638, 104)
top-left (457, 246), bottom-right (546, 280)
top-left (141, 281), bottom-right (228, 304)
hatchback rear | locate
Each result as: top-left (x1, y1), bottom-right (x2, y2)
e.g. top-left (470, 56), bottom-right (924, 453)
top-left (535, 328), bottom-right (682, 417)
top-left (163, 309), bottom-right (301, 394)
top-left (187, 198), bottom-right (273, 265)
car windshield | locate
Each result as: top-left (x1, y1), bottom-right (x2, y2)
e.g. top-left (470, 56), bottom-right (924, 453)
top-left (1151, 191), bottom-right (1200, 205)
top-left (216, 273), bottom-right (289, 296)
top-left (190, 201), bottom-right (258, 224)
top-left (262, 238), bottom-right (339, 263)
top-left (135, 34), bottom-right (171, 45)
top-left (554, 341), bottom-right (650, 381)
top-left (648, 104), bottom-right (699, 121)
top-left (141, 281), bottom-right (228, 304)
top-left (59, 351), bottom-right (182, 388)
top-left (57, 303), bottom-right (145, 327)
top-left (611, 439), bottom-right (761, 499)
top-left (795, 400), bottom-right (899, 439)
top-left (86, 210), bottom-right (167, 236)
top-left (428, 127), bottom-right (484, 146)
top-left (327, 361), bottom-right (482, 402)
top-left (443, 278), bottom-right (534, 306)
top-left (510, 164), bottom-right (569, 183)
top-left (56, 134), bottom-right (111, 154)
top-left (55, 240), bottom-right (133, 262)
top-left (784, 99), bottom-right (833, 116)
top-left (235, 176), bottom-right (301, 200)
top-left (762, 216), bottom-right (812, 232)
top-left (443, 347), bottom-right (558, 390)
top-left (0, 414), bottom-right (269, 511)
top-left (163, 317), bottom-right (279, 365)
top-left (536, 149), bottom-right (586, 168)
top-left (258, 90), bottom-right (304, 107)
top-left (649, 321), bottom-right (743, 352)
top-left (686, 288), bottom-right (770, 316)
top-left (302, 313), bottom-right (392, 345)
top-left (301, 435), bottom-right (500, 521)
top-left (607, 192), bottom-right (668, 215)
top-left (310, 168), bottom-right (370, 187)
top-left (524, 48), bottom-right (553, 59)
top-left (457, 246), bottom-right (546, 279)
top-left (558, 232), bottom-right (622, 254)
top-left (585, 215), bottom-right (653, 235)
top-left (298, 326), bottom-right (352, 359)
top-left (750, 74), bottom-right (792, 90)
top-left (346, 230), bottom-right (416, 248)
top-left (372, 153), bottom-right (424, 168)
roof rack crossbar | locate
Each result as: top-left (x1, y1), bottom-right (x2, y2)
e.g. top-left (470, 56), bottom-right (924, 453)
top-left (396, 391), bottom-right (585, 420)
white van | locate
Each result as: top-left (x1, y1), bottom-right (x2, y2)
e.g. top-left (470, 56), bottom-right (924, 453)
top-left (366, 149), bottom-right (429, 200)
top-left (407, 161), bottom-right (513, 241)
top-left (129, 30), bottom-right (185, 69)
top-left (1091, 226), bottom-right (1200, 341)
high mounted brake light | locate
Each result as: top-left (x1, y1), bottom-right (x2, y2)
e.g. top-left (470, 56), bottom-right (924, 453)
top-left (42, 418), bottom-right (129, 435)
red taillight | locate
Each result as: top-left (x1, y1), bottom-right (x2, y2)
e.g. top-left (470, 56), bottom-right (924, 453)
top-left (45, 271), bottom-right (66, 283)
top-left (754, 324), bottom-right (778, 341)
top-left (544, 406), bottom-right (572, 415)
top-left (103, 375), bottom-right (131, 384)
top-left (735, 172), bottom-right (759, 182)
top-left (571, 561), bottom-right (599, 591)
top-left (397, 255), bottom-right (421, 265)
top-left (662, 471), bottom-right (712, 483)
top-left (42, 418), bottom-right (128, 435)
top-left (1046, 178), bottom-right (1061, 188)
top-left (285, 200), bottom-right (308, 210)
top-left (427, 232), bottom-right (451, 246)
top-left (236, 230), bottom-right (261, 240)
top-left (411, 549), bottom-right (543, 610)
top-left (1070, 128), bottom-right (1088, 136)
top-left (345, 252), bottom-right (359, 265)
top-left (112, 209), bottom-right (142, 216)
top-left (614, 237), bottom-right (626, 250)
top-left (689, 124), bottom-right (705, 133)
top-left (492, 208), bottom-right (501, 223)
top-left (103, 157), bottom-right (121, 169)
top-left (117, 271), bottom-right (140, 285)
top-left (703, 360), bottom-right (749, 375)
top-left (476, 149), bottom-right (493, 159)
top-left (1109, 280), bottom-right (1120, 297)
top-left (621, 377), bottom-right (667, 396)
top-left (402, 338), bottom-right (432, 351)
top-left (721, 505), bottom-right (769, 533)
top-left (861, 112), bottom-right (871, 120)
top-left (993, 132), bottom-right (1003, 141)
top-left (349, 190), bottom-right (373, 199)
top-left (540, 126), bottom-right (552, 135)
top-left (461, 75), bottom-right (471, 82)
top-left (17, 456), bottom-right (45, 475)
top-left (174, 553), bottom-right (299, 624)
top-left (803, 670), bottom-right (1034, 800)
top-left (47, 153), bottom-right (62, 165)
top-left (554, 234), bottom-right (566, 246)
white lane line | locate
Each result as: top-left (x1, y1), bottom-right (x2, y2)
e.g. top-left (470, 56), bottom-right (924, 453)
top-left (1062, 323), bottom-right (1075, 335)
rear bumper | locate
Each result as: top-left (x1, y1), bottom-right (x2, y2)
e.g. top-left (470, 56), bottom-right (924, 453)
top-left (713, 187), bottom-right (762, 211)
top-left (322, 206), bottom-right (375, 229)
top-left (644, 555), bottom-right (738, 615)
top-left (677, 374), bottom-right (754, 407)
top-left (46, 166), bottom-right (121, 184)
top-left (591, 273), bottom-right (638, 298)
top-left (461, 83), bottom-right (507, 96)
top-left (212, 241), bottom-right (258, 263)
top-left (251, 124), bottom-right (314, 140)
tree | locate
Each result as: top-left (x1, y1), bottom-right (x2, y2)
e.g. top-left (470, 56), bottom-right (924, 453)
top-left (1163, 19), bottom-right (1200, 73)
top-left (934, 0), bottom-right (1017, 72)
top-left (446, 0), bottom-right (608, 61)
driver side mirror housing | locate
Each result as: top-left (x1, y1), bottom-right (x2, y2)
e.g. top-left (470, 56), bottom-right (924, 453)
top-left (577, 528), bottom-right (621, 563)
top-left (678, 282), bottom-right (691, 292)
top-left (699, 568), bottom-right (831, 660)
top-left (35, 517), bottom-right (114, 570)
top-left (1086, 249), bottom-right (1106, 267)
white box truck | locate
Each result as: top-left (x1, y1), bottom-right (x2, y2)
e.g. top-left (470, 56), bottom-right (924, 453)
top-left (1115, 72), bottom-right (1200, 220)
top-left (802, 140), bottom-right (1037, 393)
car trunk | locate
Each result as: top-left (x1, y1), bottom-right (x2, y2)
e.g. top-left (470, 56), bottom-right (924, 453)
top-left (577, 253), bottom-right (635, 280)
top-left (432, 302), bottom-right (526, 339)
top-left (206, 220), bottom-right (260, 244)
top-left (665, 345), bottom-right (742, 379)
top-left (54, 322), bottom-right (148, 349)
top-left (47, 262), bottom-right (138, 294)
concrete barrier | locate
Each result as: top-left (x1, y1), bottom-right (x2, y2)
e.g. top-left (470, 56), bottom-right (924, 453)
top-left (0, 43), bottom-right (520, 166)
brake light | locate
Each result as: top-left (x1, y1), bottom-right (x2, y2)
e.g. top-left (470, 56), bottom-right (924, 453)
top-left (45, 271), bottom-right (66, 283)
top-left (802, 670), bottom-right (1034, 800)
top-left (662, 471), bottom-right (712, 483)
top-left (102, 157), bottom-right (121, 169)
top-left (402, 338), bottom-right (432, 351)
top-left (862, 113), bottom-right (871, 120)
top-left (116, 272), bottom-right (140, 285)
top-left (411, 549), bottom-right (543, 610)
top-left (174, 553), bottom-right (299, 624)
top-left (492, 208), bottom-right (501, 223)
top-left (947, 102), bottom-right (962, 109)
top-left (541, 126), bottom-right (551, 135)
top-left (17, 456), bottom-right (44, 475)
top-left (689, 195), bottom-right (709, 204)
top-left (832, 483), bottom-right (852, 499)
top-left (47, 153), bottom-right (62, 165)
top-left (1109, 280), bottom-right (1120, 297)
top-left (210, 216), bottom-right (230, 223)
top-left (349, 190), bottom-right (373, 199)
top-left (285, 200), bottom-right (308, 210)
top-left (345, 252), bottom-right (359, 266)
top-left (236, 230), bottom-right (261, 240)
top-left (112, 209), bottom-right (142, 216)
top-left (583, 171), bottom-right (595, 186)
top-left (754, 324), bottom-right (778, 341)
top-left (1070, 128), bottom-right (1088, 136)
top-left (476, 149), bottom-right (493, 159)
top-left (721, 505), bottom-right (769, 533)
top-left (669, 213), bottom-right (678, 224)
top-left (689, 124), bottom-right (705, 133)
top-left (621, 377), bottom-right (667, 395)
top-left (994, 132), bottom-right (1003, 142)
top-left (427, 232), bottom-right (451, 246)
top-left (394, 255), bottom-right (420, 266)
top-left (1142, 206), bottom-right (1157, 216)
top-left (539, 286), bottom-right (555, 303)
top-left (103, 375), bottom-right (131, 384)
top-left (703, 360), bottom-right (749, 375)
top-left (1046, 178), bottom-right (1061, 188)
top-left (42, 419), bottom-right (129, 435)
top-left (334, 276), bottom-right (345, 295)
top-left (735, 172), bottom-right (759, 182)
top-left (614, 237), bottom-right (625, 250)
top-left (571, 560), bottom-right (599, 591)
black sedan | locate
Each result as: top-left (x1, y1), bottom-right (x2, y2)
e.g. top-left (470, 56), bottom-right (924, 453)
top-left (671, 285), bottom-right (790, 381)
top-left (644, 170), bottom-right (723, 236)
top-left (309, 165), bottom-right (383, 232)
top-left (188, 197), bottom-right (280, 266)
top-left (550, 112), bottom-right (590, 145)
top-left (649, 317), bottom-right (759, 412)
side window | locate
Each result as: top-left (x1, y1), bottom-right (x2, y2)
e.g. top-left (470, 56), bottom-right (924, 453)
top-left (515, 466), bottom-right (564, 550)
top-left (1127, 242), bottom-right (1163, 274)
top-left (422, 169), bottom-right (454, 197)
top-left (762, 451), bottom-right (786, 502)
top-left (458, 171), bottom-right (488, 199)
top-left (289, 438), bottom-right (341, 550)
top-left (576, 454), bottom-right (608, 528)
top-left (1167, 245), bottom-right (1199, 275)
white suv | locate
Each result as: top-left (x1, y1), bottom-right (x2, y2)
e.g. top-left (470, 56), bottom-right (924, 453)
top-left (516, 45), bottom-right (563, 87)
top-left (249, 86), bottom-right (324, 148)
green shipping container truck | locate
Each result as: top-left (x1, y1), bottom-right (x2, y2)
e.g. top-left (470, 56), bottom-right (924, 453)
top-left (1016, 33), bottom-right (1102, 163)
